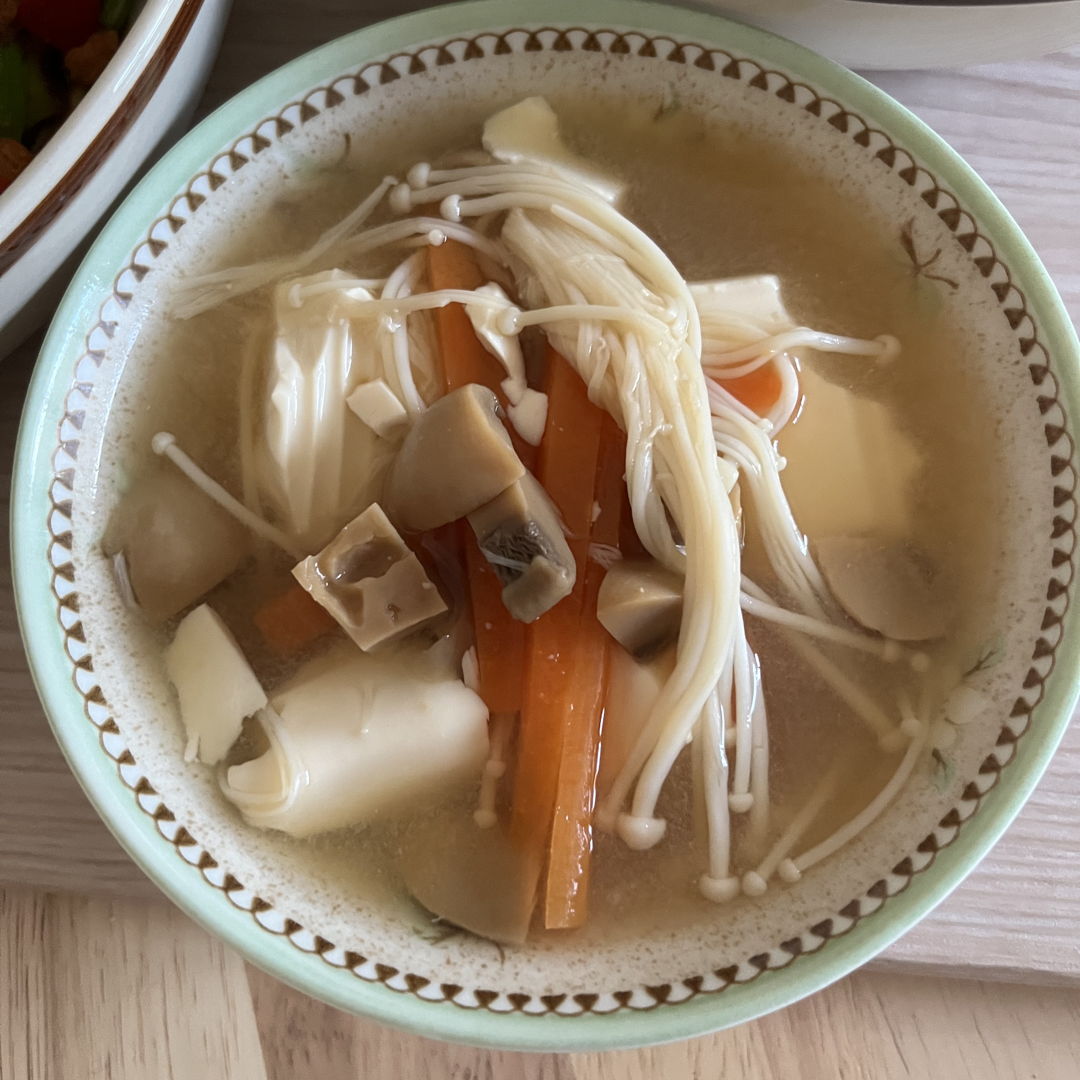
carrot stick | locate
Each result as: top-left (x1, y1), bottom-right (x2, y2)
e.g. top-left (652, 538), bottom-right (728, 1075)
top-left (428, 239), bottom-right (536, 467)
top-left (544, 415), bottom-right (624, 928)
top-left (718, 363), bottom-right (783, 416)
top-left (253, 582), bottom-right (337, 658)
top-left (428, 239), bottom-right (507, 393)
top-left (428, 240), bottom-right (527, 715)
top-left (511, 348), bottom-right (609, 922)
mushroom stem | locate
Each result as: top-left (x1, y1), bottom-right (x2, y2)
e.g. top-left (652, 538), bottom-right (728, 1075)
top-left (474, 712), bottom-right (513, 829)
top-left (742, 762), bottom-right (842, 897)
top-left (788, 724), bottom-right (925, 880)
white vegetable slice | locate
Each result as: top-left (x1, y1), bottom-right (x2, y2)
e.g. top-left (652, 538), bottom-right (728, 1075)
top-left (779, 366), bottom-right (922, 541)
top-left (482, 96), bottom-right (624, 203)
top-left (691, 275), bottom-right (793, 339)
top-left (346, 379), bottom-right (409, 438)
top-left (221, 644), bottom-right (489, 837)
top-left (165, 605), bottom-right (267, 765)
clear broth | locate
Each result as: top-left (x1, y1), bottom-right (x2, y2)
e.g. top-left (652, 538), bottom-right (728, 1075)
top-left (109, 99), bottom-right (1001, 944)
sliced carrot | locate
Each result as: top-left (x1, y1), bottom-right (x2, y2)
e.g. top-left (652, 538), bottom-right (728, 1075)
top-left (719, 362), bottom-right (783, 416)
top-left (544, 415), bottom-right (624, 929)
top-left (428, 239), bottom-right (536, 468)
top-left (429, 239), bottom-right (527, 715)
top-left (428, 239), bottom-right (506, 393)
top-left (253, 582), bottom-right (337, 658)
top-left (511, 348), bottom-right (610, 924)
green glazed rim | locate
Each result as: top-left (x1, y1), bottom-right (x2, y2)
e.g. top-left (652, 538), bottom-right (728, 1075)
top-left (12, 0), bottom-right (1080, 1051)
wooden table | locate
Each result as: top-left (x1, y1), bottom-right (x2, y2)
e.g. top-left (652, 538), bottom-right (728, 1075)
top-left (3, 3), bottom-right (1080, 1076)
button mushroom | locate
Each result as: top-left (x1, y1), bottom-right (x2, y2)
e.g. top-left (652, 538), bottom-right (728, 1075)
top-left (383, 384), bottom-right (525, 533)
top-left (816, 535), bottom-right (950, 643)
top-left (466, 472), bottom-right (576, 623)
top-left (292, 503), bottom-right (448, 651)
top-left (596, 559), bottom-right (684, 657)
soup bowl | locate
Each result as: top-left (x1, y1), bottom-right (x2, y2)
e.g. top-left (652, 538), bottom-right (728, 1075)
top-left (12, 0), bottom-right (1080, 1051)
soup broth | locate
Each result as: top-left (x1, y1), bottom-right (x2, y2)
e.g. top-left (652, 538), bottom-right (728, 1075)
top-left (100, 96), bottom-right (1001, 946)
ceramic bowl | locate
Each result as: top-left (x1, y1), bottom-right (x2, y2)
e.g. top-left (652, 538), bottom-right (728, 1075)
top-left (12, 0), bottom-right (1080, 1051)
top-left (0, 0), bottom-right (231, 356)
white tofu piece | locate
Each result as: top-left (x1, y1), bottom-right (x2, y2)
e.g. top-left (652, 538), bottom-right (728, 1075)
top-left (222, 645), bottom-right (489, 837)
top-left (346, 379), bottom-right (409, 439)
top-left (165, 605), bottom-right (267, 765)
top-left (779, 367), bottom-right (922, 542)
top-left (482, 97), bottom-right (623, 203)
top-left (690, 275), bottom-right (793, 336)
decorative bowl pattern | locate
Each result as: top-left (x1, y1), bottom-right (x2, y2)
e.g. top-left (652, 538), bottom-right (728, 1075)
top-left (14, 0), bottom-right (1080, 1051)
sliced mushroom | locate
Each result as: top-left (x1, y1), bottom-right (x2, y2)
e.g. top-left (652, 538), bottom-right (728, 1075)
top-left (400, 812), bottom-right (536, 945)
top-left (384, 384), bottom-right (525, 532)
top-left (466, 472), bottom-right (576, 623)
top-left (293, 503), bottom-right (448, 651)
top-left (596, 559), bottom-right (683, 657)
top-left (103, 467), bottom-right (247, 622)
top-left (816, 535), bottom-right (949, 643)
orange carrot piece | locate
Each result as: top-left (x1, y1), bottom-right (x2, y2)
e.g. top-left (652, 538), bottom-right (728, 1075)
top-left (510, 348), bottom-right (607, 908)
top-left (428, 239), bottom-right (528, 715)
top-left (718, 362), bottom-right (783, 416)
top-left (253, 582), bottom-right (337, 658)
top-left (544, 416), bottom-right (625, 929)
top-left (428, 239), bottom-right (506, 394)
top-left (428, 239), bottom-right (536, 468)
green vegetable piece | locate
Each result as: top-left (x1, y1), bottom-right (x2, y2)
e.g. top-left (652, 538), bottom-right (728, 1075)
top-left (102, 0), bottom-right (138, 31)
top-left (0, 44), bottom-right (27, 142)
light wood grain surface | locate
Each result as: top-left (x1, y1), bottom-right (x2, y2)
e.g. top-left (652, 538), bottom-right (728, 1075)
top-left (2, 2), bottom-right (1079, 1075)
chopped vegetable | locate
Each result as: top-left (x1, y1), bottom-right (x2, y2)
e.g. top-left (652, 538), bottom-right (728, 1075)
top-left (816, 536), bottom-right (949, 642)
top-left (596, 646), bottom-right (676, 799)
top-left (103, 466), bottom-right (247, 622)
top-left (0, 136), bottom-right (31, 192)
top-left (427, 238), bottom-right (537, 466)
top-left (292, 502), bottom-right (448, 651)
top-left (252, 582), bottom-right (338, 659)
top-left (0, 43), bottom-right (26, 141)
top-left (428, 250), bottom-right (533, 709)
top-left (384, 383), bottom-right (525, 533)
top-left (455, 521), bottom-right (525, 714)
top-left (221, 643), bottom-right (489, 837)
top-left (718, 363), bottom-right (784, 416)
top-left (510, 348), bottom-right (611, 928)
top-left (467, 472), bottom-right (575, 624)
top-left (596, 557), bottom-right (683, 658)
top-left (400, 812), bottom-right (535, 945)
top-left (165, 604), bottom-right (268, 765)
top-left (483, 97), bottom-right (624, 204)
top-left (17, 0), bottom-right (102, 52)
top-left (779, 366), bottom-right (922, 541)
top-left (346, 378), bottom-right (409, 438)
top-left (544, 415), bottom-right (624, 929)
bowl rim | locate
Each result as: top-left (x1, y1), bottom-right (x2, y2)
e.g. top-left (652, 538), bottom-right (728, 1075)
top-left (11, 0), bottom-right (1080, 1052)
top-left (0, 0), bottom-right (208, 270)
